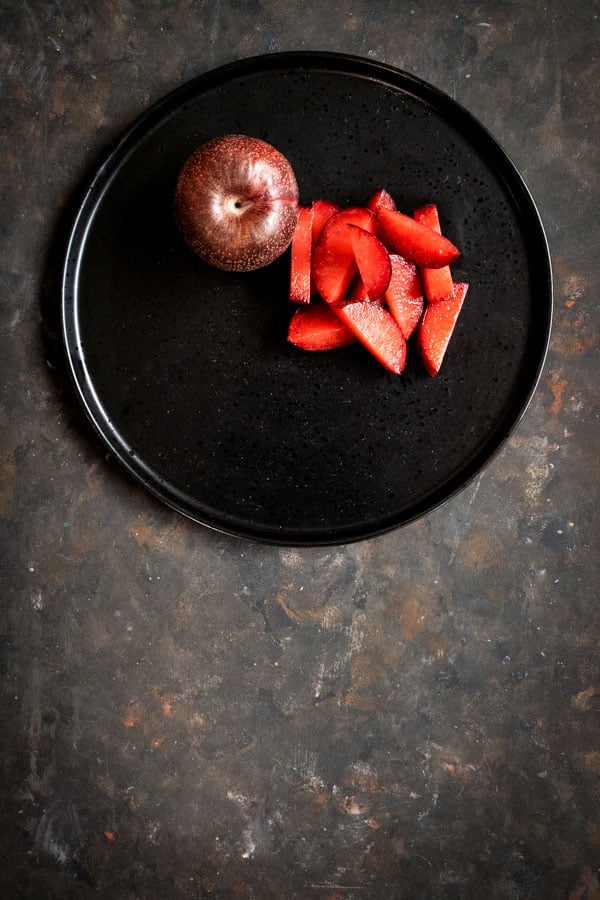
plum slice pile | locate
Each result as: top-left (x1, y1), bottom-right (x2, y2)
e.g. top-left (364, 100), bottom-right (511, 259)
top-left (287, 190), bottom-right (468, 376)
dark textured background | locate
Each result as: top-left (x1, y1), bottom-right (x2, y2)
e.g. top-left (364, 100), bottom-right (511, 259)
top-left (1, 1), bottom-right (598, 897)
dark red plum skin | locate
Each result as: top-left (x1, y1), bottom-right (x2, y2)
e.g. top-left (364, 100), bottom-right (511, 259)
top-left (174, 134), bottom-right (299, 272)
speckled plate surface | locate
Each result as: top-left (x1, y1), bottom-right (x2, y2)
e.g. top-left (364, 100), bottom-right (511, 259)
top-left (62, 52), bottom-right (552, 545)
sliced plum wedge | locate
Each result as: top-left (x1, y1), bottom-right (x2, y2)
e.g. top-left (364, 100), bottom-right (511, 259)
top-left (377, 207), bottom-right (460, 269)
top-left (312, 207), bottom-right (376, 305)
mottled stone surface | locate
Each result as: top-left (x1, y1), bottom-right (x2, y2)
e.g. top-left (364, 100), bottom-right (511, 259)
top-left (1, 2), bottom-right (599, 898)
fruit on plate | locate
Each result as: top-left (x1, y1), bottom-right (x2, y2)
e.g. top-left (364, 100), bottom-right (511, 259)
top-left (413, 204), bottom-right (455, 302)
top-left (312, 207), bottom-right (376, 304)
top-left (376, 206), bottom-right (460, 268)
top-left (347, 224), bottom-right (392, 300)
top-left (173, 141), bottom-right (468, 376)
top-left (303, 192), bottom-right (466, 375)
top-left (347, 275), bottom-right (384, 304)
top-left (287, 294), bottom-right (406, 373)
top-left (287, 299), bottom-right (356, 351)
top-left (311, 199), bottom-right (341, 248)
top-left (289, 205), bottom-right (313, 303)
top-left (384, 254), bottom-right (424, 340)
top-left (174, 134), bottom-right (299, 271)
top-left (309, 199), bottom-right (341, 295)
top-left (332, 300), bottom-right (407, 375)
top-left (366, 188), bottom-right (396, 214)
top-left (418, 282), bottom-right (469, 376)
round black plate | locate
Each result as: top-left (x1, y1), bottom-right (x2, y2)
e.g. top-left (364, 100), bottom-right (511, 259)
top-left (62, 52), bottom-right (552, 545)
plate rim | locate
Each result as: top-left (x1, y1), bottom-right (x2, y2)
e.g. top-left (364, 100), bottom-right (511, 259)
top-left (61, 51), bottom-right (553, 545)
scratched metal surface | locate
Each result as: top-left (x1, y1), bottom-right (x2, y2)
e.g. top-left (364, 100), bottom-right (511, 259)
top-left (1, 2), bottom-right (598, 898)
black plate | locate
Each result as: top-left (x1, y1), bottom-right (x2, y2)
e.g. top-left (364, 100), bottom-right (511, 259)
top-left (62, 52), bottom-right (552, 545)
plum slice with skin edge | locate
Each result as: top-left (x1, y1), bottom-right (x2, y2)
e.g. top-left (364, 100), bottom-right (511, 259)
top-left (384, 254), bottom-right (425, 340)
top-left (289, 205), bottom-right (313, 304)
top-left (418, 282), bottom-right (469, 376)
top-left (413, 204), bottom-right (455, 302)
top-left (309, 199), bottom-right (340, 295)
top-left (312, 207), bottom-right (376, 305)
top-left (287, 300), bottom-right (356, 351)
top-left (311, 199), bottom-right (341, 248)
top-left (366, 188), bottom-right (397, 214)
top-left (347, 224), bottom-right (392, 301)
top-left (331, 300), bottom-right (407, 374)
top-left (376, 206), bottom-right (460, 269)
